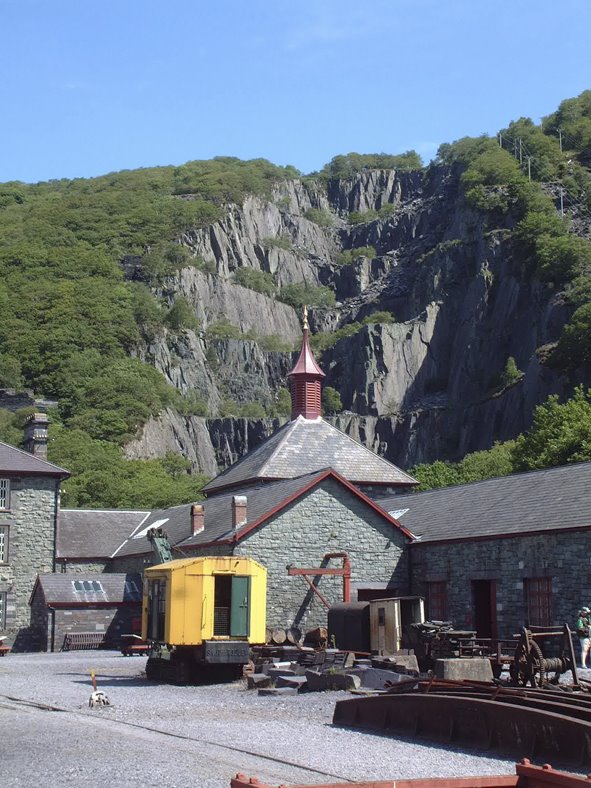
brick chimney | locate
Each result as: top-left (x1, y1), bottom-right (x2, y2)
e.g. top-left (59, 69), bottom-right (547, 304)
top-left (191, 504), bottom-right (204, 535)
top-left (232, 496), bottom-right (247, 530)
top-left (23, 413), bottom-right (49, 459)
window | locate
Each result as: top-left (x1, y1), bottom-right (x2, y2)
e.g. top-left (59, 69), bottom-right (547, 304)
top-left (525, 577), bottom-right (553, 627)
top-left (427, 581), bottom-right (448, 621)
top-left (0, 479), bottom-right (9, 511)
top-left (124, 580), bottom-right (141, 600)
top-left (72, 580), bottom-right (104, 593)
top-left (0, 592), bottom-right (6, 629)
top-left (0, 525), bottom-right (8, 563)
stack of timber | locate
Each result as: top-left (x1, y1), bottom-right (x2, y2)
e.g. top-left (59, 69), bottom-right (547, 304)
top-left (333, 678), bottom-right (591, 768)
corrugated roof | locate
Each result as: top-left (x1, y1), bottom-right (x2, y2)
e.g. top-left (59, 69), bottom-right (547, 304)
top-left (376, 461), bottom-right (591, 543)
top-left (58, 509), bottom-right (150, 558)
top-left (0, 441), bottom-right (69, 476)
top-left (203, 416), bottom-right (417, 494)
top-left (113, 469), bottom-right (411, 558)
top-left (32, 572), bottom-right (142, 605)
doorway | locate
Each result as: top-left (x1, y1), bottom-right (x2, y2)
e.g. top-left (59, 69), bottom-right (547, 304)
top-left (213, 575), bottom-right (250, 637)
top-left (472, 579), bottom-right (497, 639)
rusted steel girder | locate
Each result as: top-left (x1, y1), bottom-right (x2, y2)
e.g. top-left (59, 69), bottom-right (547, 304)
top-left (287, 552), bottom-right (351, 605)
top-left (230, 758), bottom-right (591, 787)
top-left (333, 691), bottom-right (591, 768)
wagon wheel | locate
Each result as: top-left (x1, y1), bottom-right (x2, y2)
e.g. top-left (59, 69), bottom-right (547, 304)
top-left (511, 639), bottom-right (545, 687)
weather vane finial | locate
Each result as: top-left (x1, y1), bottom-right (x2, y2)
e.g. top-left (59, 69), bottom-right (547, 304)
top-left (303, 305), bottom-right (309, 331)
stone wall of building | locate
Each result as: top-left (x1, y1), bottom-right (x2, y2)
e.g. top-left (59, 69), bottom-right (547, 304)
top-left (236, 478), bottom-right (409, 632)
top-left (0, 475), bottom-right (59, 650)
top-left (56, 560), bottom-right (110, 573)
top-left (411, 530), bottom-right (591, 639)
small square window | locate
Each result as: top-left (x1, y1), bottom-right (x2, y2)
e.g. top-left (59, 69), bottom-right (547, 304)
top-left (0, 479), bottom-right (9, 511)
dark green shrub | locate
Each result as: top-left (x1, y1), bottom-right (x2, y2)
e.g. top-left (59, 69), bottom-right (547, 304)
top-left (277, 283), bottom-right (336, 309)
top-left (233, 267), bottom-right (277, 295)
top-left (304, 208), bottom-right (333, 227)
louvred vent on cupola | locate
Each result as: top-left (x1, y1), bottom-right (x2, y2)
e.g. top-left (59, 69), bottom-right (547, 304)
top-left (287, 307), bottom-right (325, 421)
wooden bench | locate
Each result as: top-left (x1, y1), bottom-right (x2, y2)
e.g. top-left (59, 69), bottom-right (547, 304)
top-left (61, 632), bottom-right (108, 651)
top-left (0, 644), bottom-right (11, 656)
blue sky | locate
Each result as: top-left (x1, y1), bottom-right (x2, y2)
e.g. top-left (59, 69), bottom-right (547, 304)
top-left (1, 0), bottom-right (590, 183)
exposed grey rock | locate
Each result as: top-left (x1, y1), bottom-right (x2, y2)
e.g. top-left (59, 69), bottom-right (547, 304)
top-left (122, 165), bottom-right (582, 474)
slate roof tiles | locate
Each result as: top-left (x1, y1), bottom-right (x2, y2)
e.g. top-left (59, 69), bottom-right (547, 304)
top-left (202, 416), bottom-right (417, 494)
top-left (377, 461), bottom-right (591, 543)
top-left (0, 441), bottom-right (69, 476)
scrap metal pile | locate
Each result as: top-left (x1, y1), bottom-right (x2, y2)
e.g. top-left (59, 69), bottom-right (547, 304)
top-left (333, 625), bottom-right (591, 769)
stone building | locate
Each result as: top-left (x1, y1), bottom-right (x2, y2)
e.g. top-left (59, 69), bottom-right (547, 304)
top-left (378, 463), bottom-right (591, 640)
top-left (29, 572), bottom-right (142, 652)
top-left (0, 415), bottom-right (69, 650)
top-left (7, 316), bottom-right (591, 650)
top-left (105, 314), bottom-right (418, 631)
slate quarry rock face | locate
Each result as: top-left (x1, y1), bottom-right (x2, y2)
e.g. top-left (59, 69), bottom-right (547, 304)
top-left (124, 166), bottom-right (577, 475)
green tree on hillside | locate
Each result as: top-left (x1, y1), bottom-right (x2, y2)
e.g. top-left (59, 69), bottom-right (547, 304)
top-left (512, 387), bottom-right (591, 471)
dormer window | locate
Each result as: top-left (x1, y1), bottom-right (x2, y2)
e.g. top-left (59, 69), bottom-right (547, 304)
top-left (0, 479), bottom-right (9, 511)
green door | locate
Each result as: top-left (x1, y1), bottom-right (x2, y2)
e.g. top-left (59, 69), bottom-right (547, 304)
top-left (230, 576), bottom-right (250, 637)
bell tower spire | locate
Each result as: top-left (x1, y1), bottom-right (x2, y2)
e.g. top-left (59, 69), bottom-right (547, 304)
top-left (287, 306), bottom-right (325, 420)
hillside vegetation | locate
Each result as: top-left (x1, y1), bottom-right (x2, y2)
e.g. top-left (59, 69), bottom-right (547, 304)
top-left (1, 91), bottom-right (591, 504)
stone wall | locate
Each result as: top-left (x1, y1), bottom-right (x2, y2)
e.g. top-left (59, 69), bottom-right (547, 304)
top-left (411, 529), bottom-right (591, 639)
top-left (0, 475), bottom-right (59, 650)
top-left (56, 560), bottom-right (110, 573)
top-left (236, 478), bottom-right (409, 632)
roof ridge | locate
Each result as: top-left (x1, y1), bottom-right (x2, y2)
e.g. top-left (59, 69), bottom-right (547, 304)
top-left (0, 439), bottom-right (69, 474)
top-left (387, 459), bottom-right (591, 503)
top-left (319, 418), bottom-right (417, 484)
top-left (254, 417), bottom-right (301, 477)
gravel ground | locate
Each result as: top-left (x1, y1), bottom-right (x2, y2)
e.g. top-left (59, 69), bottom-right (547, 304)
top-left (0, 651), bottom-right (579, 787)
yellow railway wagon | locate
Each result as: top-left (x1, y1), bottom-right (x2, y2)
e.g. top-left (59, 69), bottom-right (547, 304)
top-left (142, 556), bottom-right (266, 683)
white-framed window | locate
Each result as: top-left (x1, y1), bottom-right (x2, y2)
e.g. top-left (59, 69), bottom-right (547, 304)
top-left (0, 479), bottom-right (9, 511)
top-left (0, 592), bottom-right (6, 629)
top-left (72, 580), bottom-right (104, 593)
top-left (0, 526), bottom-right (8, 563)
top-left (124, 580), bottom-right (140, 600)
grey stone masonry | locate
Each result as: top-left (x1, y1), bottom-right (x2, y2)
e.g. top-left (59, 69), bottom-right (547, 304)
top-left (236, 477), bottom-right (409, 632)
top-left (411, 529), bottom-right (591, 639)
top-left (0, 475), bottom-right (60, 650)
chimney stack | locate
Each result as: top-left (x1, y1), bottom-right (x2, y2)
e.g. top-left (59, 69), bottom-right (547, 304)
top-left (191, 503), bottom-right (204, 535)
top-left (232, 496), bottom-right (247, 530)
top-left (23, 413), bottom-right (49, 459)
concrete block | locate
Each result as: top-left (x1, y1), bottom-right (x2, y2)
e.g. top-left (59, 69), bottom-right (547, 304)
top-left (371, 654), bottom-right (420, 674)
top-left (276, 675), bottom-right (308, 690)
top-left (258, 687), bottom-right (299, 697)
top-left (357, 667), bottom-right (417, 690)
top-left (304, 669), bottom-right (361, 692)
top-left (246, 673), bottom-right (273, 689)
top-left (267, 667), bottom-right (296, 680)
top-left (434, 658), bottom-right (493, 682)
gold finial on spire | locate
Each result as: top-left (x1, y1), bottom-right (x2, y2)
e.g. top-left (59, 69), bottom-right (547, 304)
top-left (303, 305), bottom-right (309, 331)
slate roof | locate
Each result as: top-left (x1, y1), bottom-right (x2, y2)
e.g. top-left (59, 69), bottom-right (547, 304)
top-left (31, 572), bottom-right (142, 606)
top-left (202, 416), bottom-right (417, 494)
top-left (58, 509), bottom-right (150, 559)
top-left (0, 441), bottom-right (69, 476)
top-left (113, 469), bottom-right (412, 559)
top-left (376, 461), bottom-right (591, 543)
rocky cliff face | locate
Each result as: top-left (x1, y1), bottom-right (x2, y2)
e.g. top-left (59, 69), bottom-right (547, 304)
top-left (124, 166), bottom-right (576, 475)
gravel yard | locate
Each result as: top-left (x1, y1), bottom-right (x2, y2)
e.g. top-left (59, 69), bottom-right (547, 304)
top-left (0, 651), bottom-right (541, 787)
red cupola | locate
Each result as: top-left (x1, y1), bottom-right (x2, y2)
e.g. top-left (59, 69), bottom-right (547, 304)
top-left (287, 306), bottom-right (325, 420)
